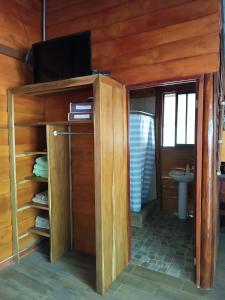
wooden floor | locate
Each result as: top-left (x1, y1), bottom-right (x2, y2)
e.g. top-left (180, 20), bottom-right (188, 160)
top-left (0, 233), bottom-right (225, 300)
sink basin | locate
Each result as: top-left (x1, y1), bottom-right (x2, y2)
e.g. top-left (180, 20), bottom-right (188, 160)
top-left (169, 170), bottom-right (194, 220)
top-left (169, 170), bottom-right (194, 183)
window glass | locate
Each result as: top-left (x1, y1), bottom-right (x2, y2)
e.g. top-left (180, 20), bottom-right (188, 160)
top-left (163, 93), bottom-right (176, 147)
top-left (187, 93), bottom-right (196, 144)
top-left (162, 92), bottom-right (196, 147)
top-left (177, 94), bottom-right (187, 144)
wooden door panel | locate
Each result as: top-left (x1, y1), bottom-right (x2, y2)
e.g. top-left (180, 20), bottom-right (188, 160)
top-left (94, 76), bottom-right (129, 294)
top-left (47, 125), bottom-right (71, 262)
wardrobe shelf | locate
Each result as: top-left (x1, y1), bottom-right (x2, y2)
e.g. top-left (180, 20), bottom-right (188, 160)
top-left (17, 203), bottom-right (49, 212)
top-left (17, 176), bottom-right (48, 185)
top-left (16, 151), bottom-right (48, 158)
top-left (30, 203), bottom-right (49, 211)
top-left (29, 227), bottom-right (50, 238)
top-left (15, 120), bottom-right (93, 127)
top-left (16, 151), bottom-right (47, 158)
top-left (18, 232), bottom-right (30, 240)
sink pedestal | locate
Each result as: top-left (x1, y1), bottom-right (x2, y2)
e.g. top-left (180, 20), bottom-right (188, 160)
top-left (169, 170), bottom-right (193, 220)
top-left (178, 182), bottom-right (188, 219)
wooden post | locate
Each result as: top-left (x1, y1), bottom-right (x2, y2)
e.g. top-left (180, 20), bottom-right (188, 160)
top-left (7, 91), bottom-right (20, 263)
top-left (200, 74), bottom-right (218, 288)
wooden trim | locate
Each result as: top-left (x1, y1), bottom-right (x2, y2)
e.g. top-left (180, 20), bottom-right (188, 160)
top-left (126, 87), bottom-right (131, 259)
top-left (155, 87), bottom-right (162, 210)
top-left (8, 91), bottom-right (20, 263)
top-left (0, 43), bottom-right (26, 61)
top-left (212, 73), bottom-right (220, 285)
top-left (9, 75), bottom-right (98, 96)
top-left (127, 75), bottom-right (202, 92)
top-left (0, 242), bottom-right (44, 271)
top-left (201, 73), bottom-right (214, 288)
top-left (93, 77), bottom-right (103, 292)
top-left (195, 75), bottom-right (204, 287)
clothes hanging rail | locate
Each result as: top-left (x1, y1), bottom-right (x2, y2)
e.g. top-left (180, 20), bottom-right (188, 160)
top-left (130, 110), bottom-right (155, 118)
top-left (53, 130), bottom-right (94, 136)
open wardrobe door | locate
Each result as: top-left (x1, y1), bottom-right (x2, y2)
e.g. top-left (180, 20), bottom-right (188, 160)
top-left (47, 124), bottom-right (71, 263)
top-left (94, 76), bottom-right (129, 294)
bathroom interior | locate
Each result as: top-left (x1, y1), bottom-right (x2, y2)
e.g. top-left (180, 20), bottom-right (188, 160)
top-left (129, 81), bottom-right (197, 281)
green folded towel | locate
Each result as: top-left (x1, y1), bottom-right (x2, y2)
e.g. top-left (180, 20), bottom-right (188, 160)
top-left (33, 156), bottom-right (48, 178)
top-left (35, 156), bottom-right (48, 168)
top-left (33, 163), bottom-right (48, 172)
top-left (33, 169), bottom-right (48, 178)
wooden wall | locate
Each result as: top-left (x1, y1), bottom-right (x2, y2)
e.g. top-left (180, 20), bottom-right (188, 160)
top-left (46, 0), bottom-right (221, 85)
top-left (0, 1), bottom-right (41, 265)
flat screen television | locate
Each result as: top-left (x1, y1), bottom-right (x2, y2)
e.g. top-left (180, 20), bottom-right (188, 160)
top-left (32, 31), bottom-right (92, 83)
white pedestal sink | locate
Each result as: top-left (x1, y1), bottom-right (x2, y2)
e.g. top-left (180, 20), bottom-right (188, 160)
top-left (169, 170), bottom-right (194, 219)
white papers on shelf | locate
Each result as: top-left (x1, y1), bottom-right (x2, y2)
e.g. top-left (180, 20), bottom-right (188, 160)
top-left (68, 112), bottom-right (92, 121)
top-left (70, 102), bottom-right (93, 112)
top-left (76, 104), bottom-right (92, 110)
top-left (35, 216), bottom-right (50, 230)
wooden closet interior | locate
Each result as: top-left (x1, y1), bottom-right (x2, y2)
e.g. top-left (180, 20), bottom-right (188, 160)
top-left (8, 75), bottom-right (129, 294)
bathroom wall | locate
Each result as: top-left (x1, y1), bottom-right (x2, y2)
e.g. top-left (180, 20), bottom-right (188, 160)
top-left (130, 97), bottom-right (155, 115)
top-left (130, 94), bottom-right (157, 202)
top-left (157, 82), bottom-right (196, 212)
top-left (160, 147), bottom-right (195, 212)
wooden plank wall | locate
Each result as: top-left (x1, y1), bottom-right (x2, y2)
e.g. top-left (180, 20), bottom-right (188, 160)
top-left (46, 0), bottom-right (221, 85)
top-left (0, 1), bottom-right (41, 265)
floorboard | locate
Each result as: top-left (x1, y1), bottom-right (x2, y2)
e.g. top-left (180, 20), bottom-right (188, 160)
top-left (0, 232), bottom-right (224, 299)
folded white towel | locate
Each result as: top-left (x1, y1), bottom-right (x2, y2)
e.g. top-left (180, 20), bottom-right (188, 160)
top-left (35, 216), bottom-right (50, 230)
top-left (32, 191), bottom-right (48, 205)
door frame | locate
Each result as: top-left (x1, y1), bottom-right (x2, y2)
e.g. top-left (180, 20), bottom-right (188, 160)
top-left (127, 74), bottom-right (207, 288)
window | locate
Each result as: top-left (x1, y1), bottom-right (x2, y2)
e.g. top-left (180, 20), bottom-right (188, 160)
top-left (162, 92), bottom-right (196, 147)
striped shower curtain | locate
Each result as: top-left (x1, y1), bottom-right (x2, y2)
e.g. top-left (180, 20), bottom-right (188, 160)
top-left (129, 113), bottom-right (155, 212)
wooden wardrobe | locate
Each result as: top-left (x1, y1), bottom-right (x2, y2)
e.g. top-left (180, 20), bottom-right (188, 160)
top-left (8, 75), bottom-right (129, 294)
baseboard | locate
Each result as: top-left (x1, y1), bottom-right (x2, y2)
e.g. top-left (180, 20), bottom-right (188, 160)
top-left (0, 242), bottom-right (42, 271)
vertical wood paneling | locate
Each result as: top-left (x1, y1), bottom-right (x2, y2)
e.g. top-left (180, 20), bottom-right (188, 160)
top-left (0, 1), bottom-right (41, 264)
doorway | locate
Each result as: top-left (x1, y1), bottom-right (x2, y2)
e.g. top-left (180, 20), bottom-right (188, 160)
top-left (128, 81), bottom-right (198, 282)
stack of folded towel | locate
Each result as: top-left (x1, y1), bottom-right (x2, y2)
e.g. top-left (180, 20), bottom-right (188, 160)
top-left (35, 216), bottom-right (50, 230)
top-left (32, 191), bottom-right (48, 205)
top-left (33, 156), bottom-right (48, 178)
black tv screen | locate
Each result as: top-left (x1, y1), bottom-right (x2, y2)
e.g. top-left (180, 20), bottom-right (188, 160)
top-left (32, 31), bottom-right (92, 83)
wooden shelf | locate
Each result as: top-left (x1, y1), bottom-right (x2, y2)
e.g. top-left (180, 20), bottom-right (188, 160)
top-left (10, 74), bottom-right (97, 96)
top-left (15, 120), bottom-right (93, 127)
top-left (16, 151), bottom-right (47, 158)
top-left (30, 202), bottom-right (49, 211)
top-left (17, 176), bottom-right (48, 185)
top-left (17, 203), bottom-right (49, 212)
top-left (29, 227), bottom-right (50, 238)
top-left (18, 232), bottom-right (30, 240)
top-left (25, 176), bottom-right (48, 183)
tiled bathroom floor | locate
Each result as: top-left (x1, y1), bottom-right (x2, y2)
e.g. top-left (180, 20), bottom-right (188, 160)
top-left (131, 209), bottom-right (195, 281)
